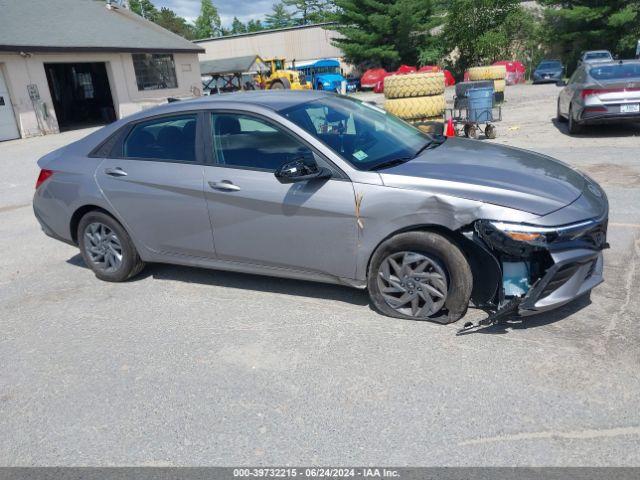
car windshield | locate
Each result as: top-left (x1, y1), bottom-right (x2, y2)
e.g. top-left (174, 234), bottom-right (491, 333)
top-left (538, 61), bottom-right (561, 69)
top-left (280, 96), bottom-right (436, 170)
top-left (585, 52), bottom-right (612, 60)
top-left (590, 63), bottom-right (640, 80)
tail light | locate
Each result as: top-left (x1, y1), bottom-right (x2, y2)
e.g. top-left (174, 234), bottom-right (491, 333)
top-left (582, 87), bottom-right (640, 99)
top-left (583, 106), bottom-right (608, 113)
top-left (35, 169), bottom-right (54, 189)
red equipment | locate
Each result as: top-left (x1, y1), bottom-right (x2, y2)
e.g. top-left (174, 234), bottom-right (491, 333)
top-left (418, 65), bottom-right (456, 86)
top-left (395, 64), bottom-right (417, 75)
top-left (361, 68), bottom-right (389, 89)
top-left (493, 60), bottom-right (526, 85)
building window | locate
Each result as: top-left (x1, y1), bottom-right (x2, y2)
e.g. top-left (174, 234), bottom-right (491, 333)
top-left (132, 53), bottom-right (178, 91)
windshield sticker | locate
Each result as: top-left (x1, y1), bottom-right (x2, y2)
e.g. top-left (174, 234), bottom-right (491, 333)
top-left (353, 150), bottom-right (368, 161)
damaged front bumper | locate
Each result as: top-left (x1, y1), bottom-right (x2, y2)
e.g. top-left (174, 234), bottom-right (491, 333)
top-left (474, 215), bottom-right (608, 317)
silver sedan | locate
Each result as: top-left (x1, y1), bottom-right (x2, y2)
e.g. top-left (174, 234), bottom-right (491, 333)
top-left (557, 60), bottom-right (640, 134)
top-left (34, 91), bottom-right (608, 324)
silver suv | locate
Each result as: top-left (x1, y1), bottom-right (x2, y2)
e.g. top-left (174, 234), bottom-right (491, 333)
top-left (33, 92), bottom-right (608, 323)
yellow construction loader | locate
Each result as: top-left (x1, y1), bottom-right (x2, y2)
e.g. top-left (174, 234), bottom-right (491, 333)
top-left (257, 58), bottom-right (311, 90)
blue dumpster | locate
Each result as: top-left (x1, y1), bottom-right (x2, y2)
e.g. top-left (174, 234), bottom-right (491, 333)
top-left (468, 87), bottom-right (494, 123)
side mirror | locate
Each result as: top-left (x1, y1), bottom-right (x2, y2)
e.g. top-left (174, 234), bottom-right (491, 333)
top-left (275, 158), bottom-right (332, 184)
top-left (556, 80), bottom-right (567, 87)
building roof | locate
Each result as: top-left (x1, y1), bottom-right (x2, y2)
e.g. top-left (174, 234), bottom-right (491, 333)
top-left (194, 23), bottom-right (335, 44)
top-left (200, 56), bottom-right (265, 76)
top-left (0, 0), bottom-right (204, 53)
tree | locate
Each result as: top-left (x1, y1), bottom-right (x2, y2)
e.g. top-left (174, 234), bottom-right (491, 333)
top-left (128, 0), bottom-right (158, 21)
top-left (265, 2), bottom-right (295, 29)
top-left (283, 0), bottom-right (334, 24)
top-left (330, 0), bottom-right (435, 69)
top-left (541, 0), bottom-right (640, 72)
top-left (194, 0), bottom-right (222, 38)
top-left (443, 0), bottom-right (536, 75)
top-left (231, 16), bottom-right (247, 34)
top-left (246, 19), bottom-right (265, 32)
top-left (155, 7), bottom-right (197, 39)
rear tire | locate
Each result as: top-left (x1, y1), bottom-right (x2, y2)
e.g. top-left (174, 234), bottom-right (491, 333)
top-left (367, 231), bottom-right (472, 324)
top-left (78, 211), bottom-right (144, 282)
top-left (568, 104), bottom-right (582, 135)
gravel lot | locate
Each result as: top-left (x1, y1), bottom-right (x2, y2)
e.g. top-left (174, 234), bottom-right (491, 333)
top-left (1, 83), bottom-right (639, 466)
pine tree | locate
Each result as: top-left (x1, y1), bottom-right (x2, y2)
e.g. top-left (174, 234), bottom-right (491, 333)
top-left (246, 19), bottom-right (266, 32)
top-left (330, 0), bottom-right (434, 69)
top-left (231, 16), bottom-right (247, 34)
top-left (155, 7), bottom-right (197, 39)
top-left (128, 0), bottom-right (158, 21)
top-left (194, 0), bottom-right (222, 38)
top-left (541, 0), bottom-right (640, 71)
top-left (265, 2), bottom-right (295, 29)
top-left (283, 0), bottom-right (333, 24)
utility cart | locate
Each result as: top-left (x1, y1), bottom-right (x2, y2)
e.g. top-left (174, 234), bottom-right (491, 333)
top-left (448, 86), bottom-right (502, 139)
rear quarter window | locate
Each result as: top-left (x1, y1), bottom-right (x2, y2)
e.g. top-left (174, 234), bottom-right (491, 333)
top-left (122, 114), bottom-right (198, 162)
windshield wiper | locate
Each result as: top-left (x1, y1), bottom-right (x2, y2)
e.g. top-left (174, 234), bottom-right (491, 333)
top-left (368, 157), bottom-right (412, 171)
top-left (368, 135), bottom-right (447, 171)
top-left (412, 135), bottom-right (446, 158)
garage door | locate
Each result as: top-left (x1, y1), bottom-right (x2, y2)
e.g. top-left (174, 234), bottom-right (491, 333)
top-left (0, 69), bottom-right (20, 141)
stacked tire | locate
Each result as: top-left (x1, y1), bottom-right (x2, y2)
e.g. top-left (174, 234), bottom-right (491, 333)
top-left (383, 72), bottom-right (446, 133)
top-left (467, 65), bottom-right (506, 104)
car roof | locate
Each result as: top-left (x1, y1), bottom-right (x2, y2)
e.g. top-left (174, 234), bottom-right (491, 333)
top-left (164, 90), bottom-right (332, 114)
top-left (586, 59), bottom-right (640, 68)
top-left (584, 50), bottom-right (612, 56)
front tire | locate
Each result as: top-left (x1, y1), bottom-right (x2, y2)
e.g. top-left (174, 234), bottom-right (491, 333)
top-left (78, 211), bottom-right (144, 282)
top-left (556, 99), bottom-right (567, 123)
top-left (367, 231), bottom-right (472, 323)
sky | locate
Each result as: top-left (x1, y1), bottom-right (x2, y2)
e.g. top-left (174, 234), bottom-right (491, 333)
top-left (153, 0), bottom-right (274, 26)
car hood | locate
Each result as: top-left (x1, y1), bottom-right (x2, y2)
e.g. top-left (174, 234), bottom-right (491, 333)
top-left (379, 138), bottom-right (586, 216)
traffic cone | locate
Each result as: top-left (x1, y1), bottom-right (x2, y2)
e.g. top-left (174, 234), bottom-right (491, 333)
top-left (445, 117), bottom-right (455, 137)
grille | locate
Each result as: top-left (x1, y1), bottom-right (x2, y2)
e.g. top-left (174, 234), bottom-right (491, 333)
top-left (539, 264), bottom-right (580, 299)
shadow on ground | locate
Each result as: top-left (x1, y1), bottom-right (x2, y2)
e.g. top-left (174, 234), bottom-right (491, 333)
top-left (551, 117), bottom-right (640, 138)
top-left (67, 254), bottom-right (370, 307)
top-left (459, 292), bottom-right (592, 336)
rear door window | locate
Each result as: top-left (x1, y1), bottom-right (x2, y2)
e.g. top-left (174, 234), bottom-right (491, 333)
top-left (123, 114), bottom-right (198, 162)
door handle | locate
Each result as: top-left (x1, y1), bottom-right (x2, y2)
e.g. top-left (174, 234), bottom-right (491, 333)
top-left (208, 180), bottom-right (240, 192)
top-left (104, 167), bottom-right (128, 177)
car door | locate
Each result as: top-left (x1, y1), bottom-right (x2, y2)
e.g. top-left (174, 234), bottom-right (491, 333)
top-left (96, 112), bottom-right (215, 258)
top-left (203, 111), bottom-right (358, 279)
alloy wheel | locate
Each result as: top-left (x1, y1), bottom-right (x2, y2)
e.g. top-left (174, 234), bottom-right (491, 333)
top-left (377, 251), bottom-right (448, 318)
top-left (84, 222), bottom-right (123, 272)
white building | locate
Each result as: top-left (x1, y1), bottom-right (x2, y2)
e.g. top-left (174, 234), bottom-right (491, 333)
top-left (0, 0), bottom-right (204, 141)
top-left (195, 24), bottom-right (349, 70)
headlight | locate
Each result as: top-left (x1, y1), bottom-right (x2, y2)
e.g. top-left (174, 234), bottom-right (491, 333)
top-left (477, 219), bottom-right (598, 252)
top-left (487, 221), bottom-right (552, 244)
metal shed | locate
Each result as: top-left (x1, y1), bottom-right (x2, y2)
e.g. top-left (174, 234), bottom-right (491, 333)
top-left (200, 55), bottom-right (266, 93)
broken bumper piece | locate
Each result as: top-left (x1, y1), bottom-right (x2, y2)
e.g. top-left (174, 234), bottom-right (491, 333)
top-left (518, 248), bottom-right (603, 315)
